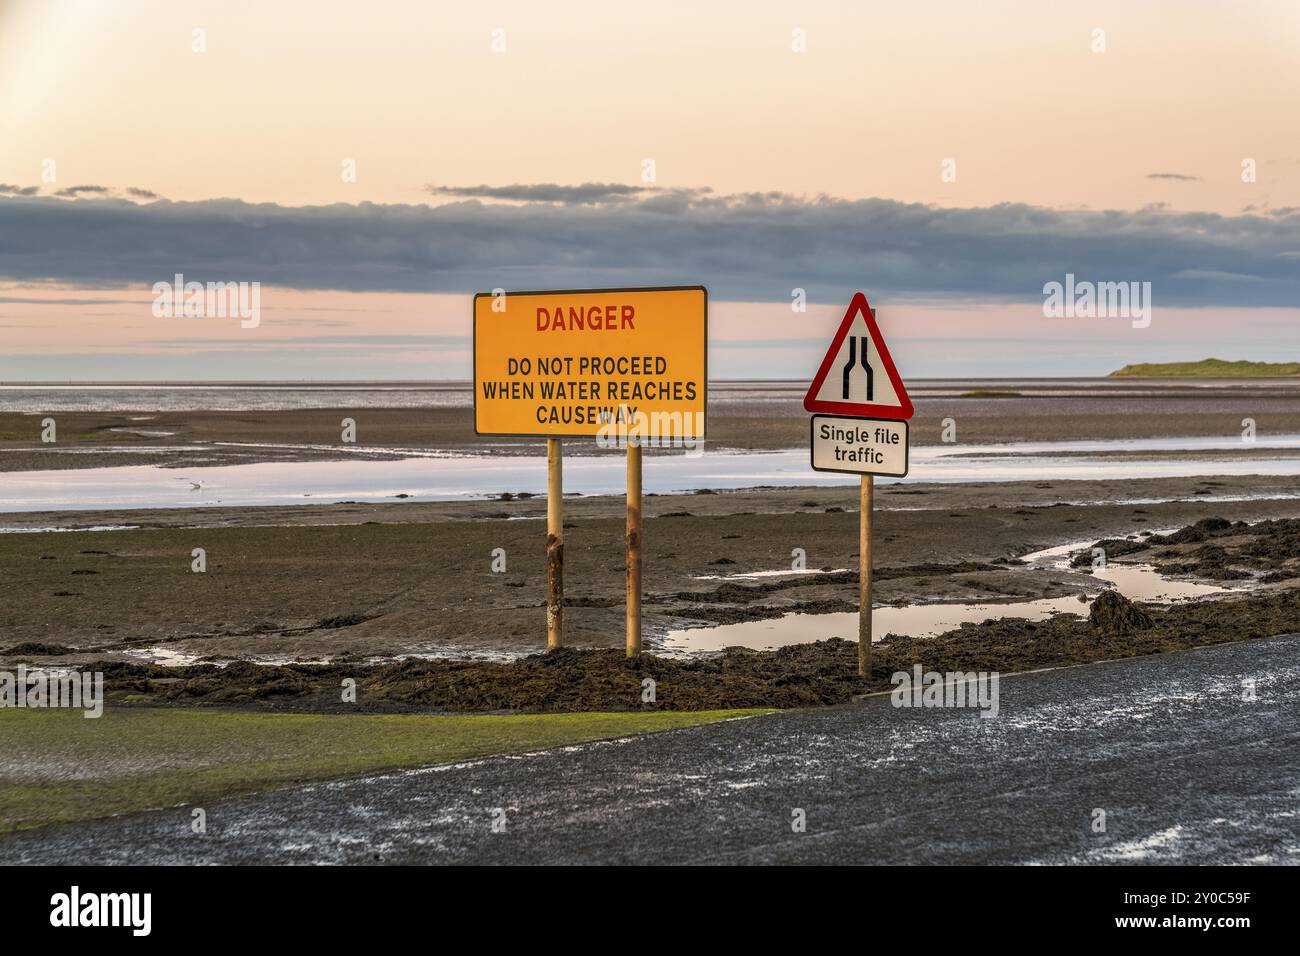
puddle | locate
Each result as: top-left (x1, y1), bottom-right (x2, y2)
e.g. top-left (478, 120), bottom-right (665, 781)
top-left (1016, 535), bottom-right (1232, 601)
top-left (1083, 563), bottom-right (1227, 601)
top-left (692, 567), bottom-right (852, 581)
top-left (662, 534), bottom-right (1250, 654)
top-left (121, 647), bottom-right (213, 667)
top-left (663, 597), bottom-right (1093, 653)
top-left (118, 644), bottom-right (526, 669)
top-left (121, 647), bottom-right (338, 668)
top-left (1068, 492), bottom-right (1300, 507)
top-left (0, 524), bottom-right (140, 534)
top-left (107, 427), bottom-right (177, 437)
top-left (362, 648), bottom-right (525, 664)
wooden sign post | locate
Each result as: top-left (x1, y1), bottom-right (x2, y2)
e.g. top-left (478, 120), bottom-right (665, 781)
top-left (546, 437), bottom-right (563, 649)
top-left (858, 474), bottom-right (873, 675)
top-left (805, 294), bottom-right (914, 677)
top-left (626, 441), bottom-right (642, 657)
top-left (473, 286), bottom-right (706, 654)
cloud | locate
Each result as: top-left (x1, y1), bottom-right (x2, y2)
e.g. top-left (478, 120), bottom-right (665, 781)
top-left (52, 184), bottom-right (111, 198)
top-left (1, 189), bottom-right (1298, 307)
top-left (1146, 172), bottom-right (1202, 182)
top-left (423, 182), bottom-right (708, 205)
top-left (8, 183), bottom-right (161, 200)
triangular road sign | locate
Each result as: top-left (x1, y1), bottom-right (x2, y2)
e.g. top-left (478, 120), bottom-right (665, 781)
top-left (803, 292), bottom-right (913, 419)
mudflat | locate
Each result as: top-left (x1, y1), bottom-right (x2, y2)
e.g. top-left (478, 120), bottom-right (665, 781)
top-left (2, 477), bottom-right (1298, 667)
top-left (3, 379), bottom-right (1298, 710)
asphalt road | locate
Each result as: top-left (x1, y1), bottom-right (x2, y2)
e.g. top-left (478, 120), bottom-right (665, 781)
top-left (5, 634), bottom-right (1300, 865)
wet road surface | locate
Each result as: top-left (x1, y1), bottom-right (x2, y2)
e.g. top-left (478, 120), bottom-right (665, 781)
top-left (4, 634), bottom-right (1299, 864)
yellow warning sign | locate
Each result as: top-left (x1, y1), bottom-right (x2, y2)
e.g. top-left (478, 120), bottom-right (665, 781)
top-left (473, 286), bottom-right (706, 439)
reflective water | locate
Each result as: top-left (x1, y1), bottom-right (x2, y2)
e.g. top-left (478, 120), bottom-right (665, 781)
top-left (4, 435), bottom-right (1300, 512)
top-left (0, 524), bottom-right (140, 534)
top-left (5, 377), bottom-right (1299, 412)
top-left (661, 535), bottom-right (1249, 654)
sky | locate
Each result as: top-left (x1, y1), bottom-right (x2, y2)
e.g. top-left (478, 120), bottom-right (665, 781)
top-left (1, 0), bottom-right (1297, 379)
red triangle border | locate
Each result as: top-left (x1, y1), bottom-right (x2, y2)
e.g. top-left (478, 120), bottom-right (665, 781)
top-left (803, 292), bottom-right (913, 419)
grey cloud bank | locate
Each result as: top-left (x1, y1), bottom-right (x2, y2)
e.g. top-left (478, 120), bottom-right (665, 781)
top-left (2, 191), bottom-right (1298, 307)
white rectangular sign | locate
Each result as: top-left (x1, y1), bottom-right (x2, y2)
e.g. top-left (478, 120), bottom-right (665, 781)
top-left (810, 415), bottom-right (909, 477)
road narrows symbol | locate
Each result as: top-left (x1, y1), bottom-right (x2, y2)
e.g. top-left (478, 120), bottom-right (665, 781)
top-left (840, 335), bottom-right (874, 402)
top-left (804, 294), bottom-right (910, 417)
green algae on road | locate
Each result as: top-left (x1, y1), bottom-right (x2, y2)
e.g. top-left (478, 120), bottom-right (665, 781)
top-left (0, 706), bottom-right (773, 833)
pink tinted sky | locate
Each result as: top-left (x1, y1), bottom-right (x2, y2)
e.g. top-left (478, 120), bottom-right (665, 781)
top-left (2, 287), bottom-right (1293, 380)
top-left (1, 0), bottom-right (1297, 379)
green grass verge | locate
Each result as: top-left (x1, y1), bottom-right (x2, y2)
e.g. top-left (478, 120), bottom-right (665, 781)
top-left (0, 707), bottom-right (773, 832)
top-left (1110, 358), bottom-right (1300, 378)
